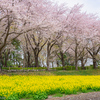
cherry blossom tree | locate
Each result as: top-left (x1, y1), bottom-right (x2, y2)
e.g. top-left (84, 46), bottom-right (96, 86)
top-left (60, 4), bottom-right (88, 70)
top-left (0, 0), bottom-right (100, 71)
top-left (17, 0), bottom-right (55, 68)
top-left (55, 35), bottom-right (72, 69)
top-left (0, 0), bottom-right (33, 71)
top-left (61, 4), bottom-right (100, 70)
top-left (18, 1), bottom-right (68, 69)
top-left (86, 19), bottom-right (100, 69)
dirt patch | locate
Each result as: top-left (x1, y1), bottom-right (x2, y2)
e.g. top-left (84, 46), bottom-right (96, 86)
top-left (46, 92), bottom-right (100, 100)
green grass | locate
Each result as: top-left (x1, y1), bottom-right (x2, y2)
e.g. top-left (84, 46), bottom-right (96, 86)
top-left (1, 69), bottom-right (100, 76)
top-left (50, 90), bottom-right (96, 98)
top-left (52, 93), bottom-right (65, 97)
top-left (2, 67), bottom-right (47, 70)
top-left (18, 90), bottom-right (96, 100)
top-left (3, 65), bottom-right (100, 72)
top-left (20, 98), bottom-right (33, 100)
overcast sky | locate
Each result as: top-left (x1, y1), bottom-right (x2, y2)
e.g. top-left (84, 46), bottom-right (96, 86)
top-left (52, 0), bottom-right (100, 17)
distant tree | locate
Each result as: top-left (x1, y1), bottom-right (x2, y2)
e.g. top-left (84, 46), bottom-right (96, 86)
top-left (0, 0), bottom-right (32, 71)
top-left (86, 17), bottom-right (100, 69)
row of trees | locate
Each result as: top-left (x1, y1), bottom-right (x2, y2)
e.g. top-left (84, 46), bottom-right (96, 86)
top-left (0, 0), bottom-right (100, 71)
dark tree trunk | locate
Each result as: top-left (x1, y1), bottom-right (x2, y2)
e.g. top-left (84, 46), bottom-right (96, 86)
top-left (93, 58), bottom-right (97, 69)
top-left (47, 51), bottom-right (50, 70)
top-left (34, 53), bottom-right (39, 67)
top-left (80, 57), bottom-right (85, 70)
top-left (92, 51), bottom-right (98, 69)
top-left (0, 66), bottom-right (2, 72)
top-left (56, 60), bottom-right (59, 67)
top-left (4, 49), bottom-right (10, 67)
top-left (75, 60), bottom-right (78, 70)
top-left (27, 51), bottom-right (30, 67)
top-left (4, 53), bottom-right (8, 67)
top-left (60, 51), bottom-right (65, 70)
top-left (75, 45), bottom-right (78, 70)
top-left (0, 53), bottom-right (2, 72)
top-left (26, 34), bottom-right (48, 68)
top-left (47, 56), bottom-right (49, 70)
top-left (87, 47), bottom-right (100, 70)
top-left (47, 42), bottom-right (50, 70)
top-left (5, 59), bottom-right (7, 67)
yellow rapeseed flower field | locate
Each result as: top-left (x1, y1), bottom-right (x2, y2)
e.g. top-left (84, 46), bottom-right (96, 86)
top-left (0, 75), bottom-right (100, 99)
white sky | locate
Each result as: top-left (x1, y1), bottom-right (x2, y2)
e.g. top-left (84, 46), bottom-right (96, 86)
top-left (52, 0), bottom-right (100, 17)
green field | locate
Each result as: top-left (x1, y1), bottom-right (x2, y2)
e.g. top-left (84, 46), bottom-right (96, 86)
top-left (1, 69), bottom-right (100, 76)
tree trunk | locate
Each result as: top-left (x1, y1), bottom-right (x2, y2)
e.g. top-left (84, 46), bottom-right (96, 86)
top-left (75, 59), bottom-right (78, 70)
top-left (4, 53), bottom-right (8, 67)
top-left (87, 47), bottom-right (99, 69)
top-left (5, 59), bottom-right (7, 67)
top-left (4, 50), bottom-right (10, 67)
top-left (92, 50), bottom-right (98, 69)
top-left (60, 51), bottom-right (65, 70)
top-left (93, 58), bottom-right (97, 69)
top-left (52, 62), bottom-right (54, 68)
top-left (0, 53), bottom-right (2, 72)
top-left (56, 60), bottom-right (59, 67)
top-left (75, 45), bottom-right (78, 70)
top-left (0, 66), bottom-right (2, 72)
top-left (34, 54), bottom-right (39, 67)
top-left (47, 52), bottom-right (50, 70)
top-left (27, 51), bottom-right (30, 67)
top-left (80, 57), bottom-right (85, 70)
top-left (35, 58), bottom-right (38, 67)
top-left (23, 51), bottom-right (27, 67)
top-left (47, 43), bottom-right (50, 71)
